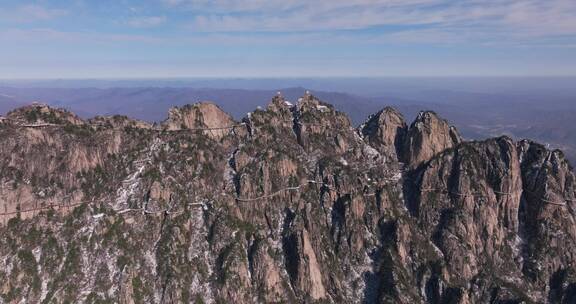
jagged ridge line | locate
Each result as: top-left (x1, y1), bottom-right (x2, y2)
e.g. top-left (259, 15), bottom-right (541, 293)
top-left (165, 123), bottom-right (246, 131)
top-left (11, 120), bottom-right (351, 133)
top-left (11, 121), bottom-right (247, 131)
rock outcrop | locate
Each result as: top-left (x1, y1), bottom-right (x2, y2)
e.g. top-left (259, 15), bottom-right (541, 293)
top-left (163, 102), bottom-right (237, 139)
top-left (517, 140), bottom-right (576, 303)
top-left (360, 107), bottom-right (407, 162)
top-left (292, 92), bottom-right (355, 154)
top-left (404, 111), bottom-right (461, 168)
top-left (6, 103), bottom-right (84, 126)
top-left (89, 115), bottom-right (153, 130)
top-left (0, 97), bottom-right (574, 304)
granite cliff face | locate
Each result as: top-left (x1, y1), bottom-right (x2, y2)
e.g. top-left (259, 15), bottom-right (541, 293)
top-left (0, 96), bottom-right (575, 304)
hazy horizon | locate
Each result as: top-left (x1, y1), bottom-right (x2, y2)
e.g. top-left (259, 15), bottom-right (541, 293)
top-left (2, 76), bottom-right (576, 93)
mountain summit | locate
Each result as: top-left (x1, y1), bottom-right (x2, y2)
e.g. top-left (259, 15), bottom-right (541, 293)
top-left (0, 95), bottom-right (575, 303)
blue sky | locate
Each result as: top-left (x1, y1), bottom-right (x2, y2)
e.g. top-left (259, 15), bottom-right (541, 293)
top-left (0, 0), bottom-right (575, 78)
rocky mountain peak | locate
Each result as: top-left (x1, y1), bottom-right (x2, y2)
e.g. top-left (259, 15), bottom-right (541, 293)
top-left (360, 106), bottom-right (407, 162)
top-left (292, 94), bottom-right (354, 153)
top-left (6, 103), bottom-right (84, 126)
top-left (268, 93), bottom-right (292, 109)
top-left (296, 92), bottom-right (334, 113)
top-left (163, 102), bottom-right (236, 138)
top-left (264, 94), bottom-right (293, 118)
top-left (404, 110), bottom-right (462, 168)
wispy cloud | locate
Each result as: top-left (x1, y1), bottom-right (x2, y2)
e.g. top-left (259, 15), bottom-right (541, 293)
top-left (0, 28), bottom-right (164, 44)
top-left (0, 4), bottom-right (68, 23)
top-left (126, 16), bottom-right (167, 28)
top-left (167, 0), bottom-right (576, 42)
top-left (0, 0), bottom-right (575, 78)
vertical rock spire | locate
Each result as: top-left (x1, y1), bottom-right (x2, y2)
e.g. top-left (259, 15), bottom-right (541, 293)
top-left (403, 111), bottom-right (462, 168)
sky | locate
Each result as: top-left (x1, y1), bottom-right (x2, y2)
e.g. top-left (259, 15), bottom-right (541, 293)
top-left (0, 0), bottom-right (575, 78)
